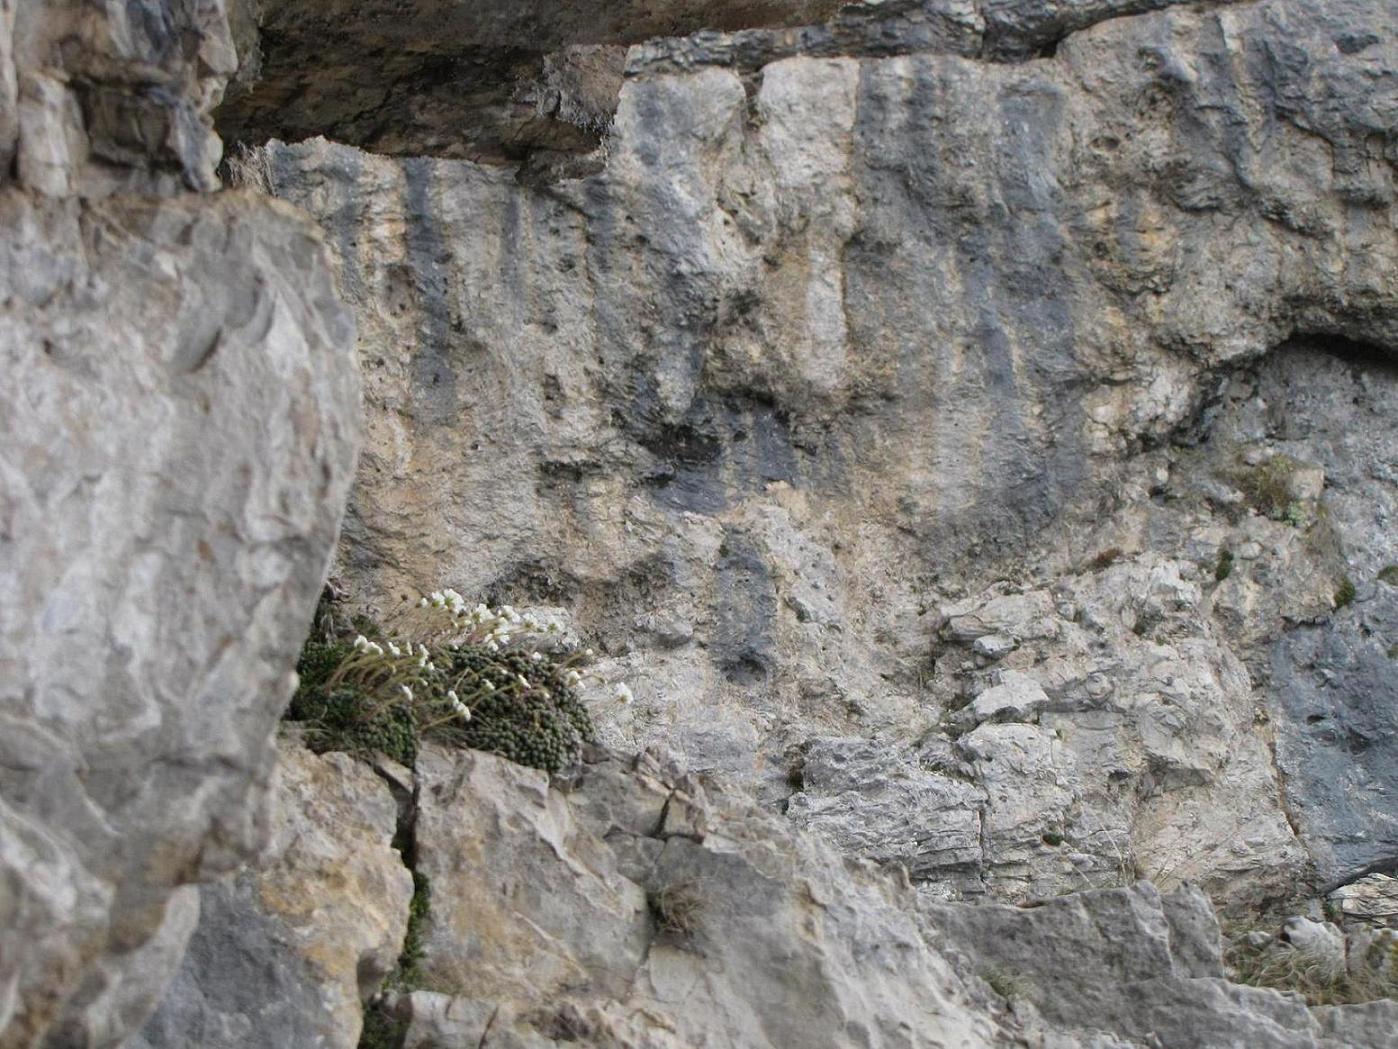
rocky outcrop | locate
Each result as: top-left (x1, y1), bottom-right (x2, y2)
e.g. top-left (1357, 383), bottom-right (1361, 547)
top-left (141, 742), bottom-right (1398, 1047)
top-left (252, 0), bottom-right (1397, 915)
top-left (133, 740), bottom-right (412, 1049)
top-left (926, 883), bottom-right (1398, 1048)
top-left (0, 3), bottom-right (360, 1046)
top-left (2, 0), bottom-right (236, 196)
top-left (6, 0), bottom-right (1396, 1043)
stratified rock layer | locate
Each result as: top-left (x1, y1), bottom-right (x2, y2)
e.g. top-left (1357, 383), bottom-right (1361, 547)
top-left (218, 0), bottom-right (844, 163)
top-left (2, 0), bottom-right (236, 196)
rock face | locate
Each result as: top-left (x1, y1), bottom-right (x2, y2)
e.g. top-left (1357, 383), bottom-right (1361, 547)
top-left (2, 0), bottom-right (236, 197)
top-left (0, 3), bottom-right (360, 1046)
top-left (926, 882), bottom-right (1398, 1048)
top-left (142, 742), bottom-right (1398, 1048)
top-left (252, 0), bottom-right (1398, 915)
top-left (133, 741), bottom-right (412, 1049)
top-left (7, 0), bottom-right (1398, 1043)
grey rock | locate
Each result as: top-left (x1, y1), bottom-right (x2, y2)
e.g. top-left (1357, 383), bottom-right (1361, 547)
top-left (401, 744), bottom-right (1011, 1048)
top-left (3, 0), bottom-right (237, 196)
top-left (786, 736), bottom-right (987, 888)
top-left (3, 2), bottom-right (360, 1043)
top-left (924, 883), bottom-right (1391, 1048)
top-left (969, 669), bottom-right (1051, 723)
top-left (167, 742), bottom-right (1394, 1049)
top-left (1329, 873), bottom-right (1398, 928)
top-left (255, 0), bottom-right (1397, 916)
top-left (0, 185), bottom-right (358, 1046)
top-left (134, 742), bottom-right (413, 1049)
top-left (1312, 1001), bottom-right (1398, 1049)
top-left (1269, 539), bottom-right (1398, 890)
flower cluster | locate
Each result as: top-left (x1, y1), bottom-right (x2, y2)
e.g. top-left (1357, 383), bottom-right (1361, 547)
top-left (289, 588), bottom-right (621, 773)
top-left (415, 590), bottom-right (563, 653)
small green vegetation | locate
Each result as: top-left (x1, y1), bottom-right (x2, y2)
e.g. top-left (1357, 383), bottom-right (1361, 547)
top-left (1377, 565), bottom-right (1398, 586)
top-left (1334, 576), bottom-right (1357, 609)
top-left (393, 871), bottom-right (432, 989)
top-left (1233, 454), bottom-right (1310, 526)
top-left (649, 882), bottom-right (705, 939)
top-left (290, 643), bottom-right (420, 765)
top-left (1214, 548), bottom-right (1235, 582)
top-left (288, 589), bottom-right (608, 775)
top-left (1226, 934), bottom-right (1398, 1006)
top-left (358, 1000), bottom-right (408, 1049)
top-left (981, 966), bottom-right (1030, 1002)
top-left (1041, 831), bottom-right (1065, 847)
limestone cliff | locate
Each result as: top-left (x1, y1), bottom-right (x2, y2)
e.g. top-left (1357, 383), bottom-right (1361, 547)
top-left (0, 3), bottom-right (360, 1046)
top-left (3, 0), bottom-right (1396, 1047)
top-left (253, 0), bottom-right (1397, 910)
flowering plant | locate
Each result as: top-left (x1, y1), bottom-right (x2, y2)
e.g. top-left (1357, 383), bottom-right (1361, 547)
top-left (289, 589), bottom-right (623, 773)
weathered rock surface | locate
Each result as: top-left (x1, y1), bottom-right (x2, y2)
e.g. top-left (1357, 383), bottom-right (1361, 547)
top-left (0, 3), bottom-right (361, 1045)
top-left (133, 740), bottom-right (412, 1049)
top-left (142, 743), bottom-right (1398, 1048)
top-left (0, 187), bottom-right (359, 1047)
top-left (2, 0), bottom-right (238, 196)
top-left (925, 882), bottom-right (1398, 1047)
top-left (254, 0), bottom-right (1397, 915)
top-left (6, 0), bottom-right (1398, 1042)
top-left (396, 744), bottom-right (1016, 1047)
top-left (1330, 874), bottom-right (1398, 929)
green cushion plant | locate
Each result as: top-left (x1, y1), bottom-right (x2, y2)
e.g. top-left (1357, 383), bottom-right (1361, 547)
top-left (289, 589), bottom-right (609, 774)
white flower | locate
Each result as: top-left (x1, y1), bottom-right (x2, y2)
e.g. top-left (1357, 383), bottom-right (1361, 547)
top-left (387, 642), bottom-right (401, 657)
top-left (353, 635), bottom-right (370, 651)
top-left (418, 597), bottom-right (429, 608)
top-left (453, 701), bottom-right (472, 721)
top-left (613, 683), bottom-right (634, 706)
top-left (485, 640), bottom-right (499, 652)
top-left (447, 690), bottom-right (459, 703)
top-left (517, 674), bottom-right (530, 688)
top-left (583, 648), bottom-right (595, 659)
top-left (483, 681), bottom-right (495, 692)
top-left (564, 670), bottom-right (581, 686)
top-left (368, 642), bottom-right (384, 656)
top-left (399, 685), bottom-right (413, 701)
top-left (529, 651), bottom-right (542, 662)
top-left (430, 591), bottom-right (445, 605)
